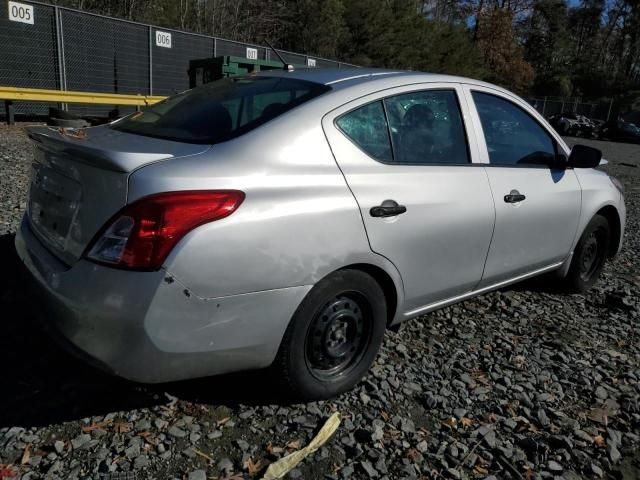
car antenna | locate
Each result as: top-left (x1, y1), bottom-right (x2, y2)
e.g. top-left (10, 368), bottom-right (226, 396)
top-left (265, 40), bottom-right (294, 72)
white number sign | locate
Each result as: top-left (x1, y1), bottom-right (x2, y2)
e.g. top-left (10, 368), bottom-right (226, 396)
top-left (8, 1), bottom-right (34, 25)
top-left (155, 31), bottom-right (172, 48)
top-left (307, 58), bottom-right (317, 67)
top-left (246, 47), bottom-right (258, 60)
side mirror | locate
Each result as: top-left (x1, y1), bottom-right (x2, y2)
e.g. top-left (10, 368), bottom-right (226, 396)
top-left (568, 144), bottom-right (602, 169)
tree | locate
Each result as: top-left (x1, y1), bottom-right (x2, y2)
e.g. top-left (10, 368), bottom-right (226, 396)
top-left (475, 7), bottom-right (534, 92)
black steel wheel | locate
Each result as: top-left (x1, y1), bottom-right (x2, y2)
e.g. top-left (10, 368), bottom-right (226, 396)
top-left (564, 214), bottom-right (611, 292)
top-left (304, 293), bottom-right (372, 381)
top-left (274, 270), bottom-right (387, 400)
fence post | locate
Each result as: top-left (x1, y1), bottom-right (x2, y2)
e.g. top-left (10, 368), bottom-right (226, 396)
top-left (213, 37), bottom-right (217, 57)
top-left (542, 96), bottom-right (547, 117)
top-left (54, 6), bottom-right (67, 110)
top-left (5, 101), bottom-right (15, 126)
top-left (148, 26), bottom-right (153, 95)
top-left (606, 98), bottom-right (614, 121)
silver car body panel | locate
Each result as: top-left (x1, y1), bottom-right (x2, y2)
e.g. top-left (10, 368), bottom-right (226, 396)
top-left (25, 126), bottom-right (209, 264)
top-left (15, 68), bottom-right (626, 383)
top-left (321, 82), bottom-right (495, 311)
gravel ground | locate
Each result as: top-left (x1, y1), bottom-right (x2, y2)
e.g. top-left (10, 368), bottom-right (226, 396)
top-left (0, 125), bottom-right (638, 480)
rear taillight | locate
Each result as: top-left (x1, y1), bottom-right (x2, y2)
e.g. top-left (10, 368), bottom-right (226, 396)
top-left (86, 190), bottom-right (245, 270)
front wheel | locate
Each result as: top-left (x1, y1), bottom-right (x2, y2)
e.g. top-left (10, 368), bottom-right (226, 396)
top-left (564, 214), bottom-right (611, 292)
top-left (273, 270), bottom-right (386, 400)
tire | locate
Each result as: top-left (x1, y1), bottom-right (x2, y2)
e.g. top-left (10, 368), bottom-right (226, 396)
top-left (274, 269), bottom-right (387, 400)
top-left (564, 214), bottom-right (611, 292)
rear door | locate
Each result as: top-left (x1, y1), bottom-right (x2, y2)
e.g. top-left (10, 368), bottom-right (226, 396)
top-left (463, 86), bottom-right (581, 287)
top-left (323, 84), bottom-right (495, 313)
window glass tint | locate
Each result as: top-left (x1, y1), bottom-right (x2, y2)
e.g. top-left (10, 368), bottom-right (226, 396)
top-left (336, 101), bottom-right (392, 162)
top-left (472, 91), bottom-right (556, 166)
top-left (384, 90), bottom-right (469, 164)
top-left (112, 77), bottom-right (330, 144)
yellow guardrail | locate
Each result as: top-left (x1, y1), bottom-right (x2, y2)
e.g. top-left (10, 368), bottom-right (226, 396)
top-left (1, 86), bottom-right (166, 107)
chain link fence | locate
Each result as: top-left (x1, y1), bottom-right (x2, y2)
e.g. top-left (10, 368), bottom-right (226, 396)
top-left (0, 0), bottom-right (351, 118)
top-left (524, 96), bottom-right (632, 122)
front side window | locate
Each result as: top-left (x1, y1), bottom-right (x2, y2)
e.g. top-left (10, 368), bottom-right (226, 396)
top-left (472, 91), bottom-right (556, 167)
top-left (112, 77), bottom-right (330, 144)
top-left (384, 90), bottom-right (470, 164)
top-left (336, 101), bottom-right (392, 162)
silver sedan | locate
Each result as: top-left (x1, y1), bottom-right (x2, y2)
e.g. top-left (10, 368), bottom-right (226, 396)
top-left (16, 69), bottom-right (626, 400)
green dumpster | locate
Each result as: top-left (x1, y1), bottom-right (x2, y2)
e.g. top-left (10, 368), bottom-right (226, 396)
top-left (188, 56), bottom-right (306, 88)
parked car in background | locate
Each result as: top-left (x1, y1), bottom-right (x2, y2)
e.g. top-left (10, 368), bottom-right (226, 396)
top-left (598, 119), bottom-right (640, 143)
top-left (16, 69), bottom-right (626, 400)
top-left (548, 112), bottom-right (597, 137)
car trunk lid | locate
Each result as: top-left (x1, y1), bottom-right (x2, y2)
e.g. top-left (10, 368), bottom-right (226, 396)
top-left (25, 125), bottom-right (210, 265)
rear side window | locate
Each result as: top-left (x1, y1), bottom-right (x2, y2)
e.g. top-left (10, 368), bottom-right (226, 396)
top-left (472, 91), bottom-right (556, 167)
top-left (384, 90), bottom-right (469, 164)
top-left (112, 77), bottom-right (330, 144)
top-left (336, 101), bottom-right (393, 162)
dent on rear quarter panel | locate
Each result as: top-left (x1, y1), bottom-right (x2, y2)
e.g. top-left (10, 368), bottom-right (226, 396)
top-left (127, 105), bottom-right (388, 300)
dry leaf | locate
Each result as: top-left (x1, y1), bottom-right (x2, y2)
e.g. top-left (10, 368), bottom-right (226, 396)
top-left (484, 413), bottom-right (498, 424)
top-left (286, 440), bottom-right (301, 450)
top-left (442, 417), bottom-right (458, 429)
top-left (244, 458), bottom-right (263, 475)
top-left (266, 444), bottom-right (284, 456)
top-left (82, 420), bottom-right (113, 433)
top-left (261, 412), bottom-right (341, 480)
top-left (20, 445), bottom-right (30, 465)
top-left (474, 465), bottom-right (489, 476)
top-left (113, 422), bottom-right (132, 433)
top-left (594, 435), bottom-right (606, 447)
top-left (461, 417), bottom-right (473, 429)
top-left (217, 417), bottom-right (231, 428)
top-left (405, 448), bottom-right (420, 461)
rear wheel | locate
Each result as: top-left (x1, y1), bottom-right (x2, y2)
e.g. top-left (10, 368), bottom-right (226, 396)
top-left (564, 214), bottom-right (610, 292)
top-left (274, 270), bottom-right (386, 400)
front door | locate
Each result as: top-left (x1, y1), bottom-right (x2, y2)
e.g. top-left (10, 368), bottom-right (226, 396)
top-left (465, 87), bottom-right (581, 287)
top-left (323, 85), bottom-right (495, 313)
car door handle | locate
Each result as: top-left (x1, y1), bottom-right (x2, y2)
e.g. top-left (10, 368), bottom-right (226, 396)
top-left (370, 201), bottom-right (407, 218)
top-left (504, 190), bottom-right (526, 203)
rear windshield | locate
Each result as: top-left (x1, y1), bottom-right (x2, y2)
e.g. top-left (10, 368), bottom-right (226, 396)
top-left (111, 76), bottom-right (331, 144)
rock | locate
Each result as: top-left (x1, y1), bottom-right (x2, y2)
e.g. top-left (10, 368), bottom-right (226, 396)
top-left (537, 408), bottom-right (550, 427)
top-left (54, 440), bottom-right (65, 454)
top-left (188, 470), bottom-right (207, 480)
top-left (548, 460), bottom-right (563, 471)
top-left (595, 386), bottom-right (608, 400)
top-left (591, 463), bottom-right (604, 478)
top-left (168, 426), bottom-right (187, 438)
top-left (71, 434), bottom-right (91, 450)
top-left (607, 444), bottom-right (621, 464)
top-left (360, 460), bottom-right (379, 478)
top-left (218, 457), bottom-right (234, 473)
top-left (133, 455), bottom-right (149, 469)
top-left (236, 439), bottom-right (250, 451)
top-left (447, 468), bottom-right (461, 479)
top-left (154, 419), bottom-right (168, 430)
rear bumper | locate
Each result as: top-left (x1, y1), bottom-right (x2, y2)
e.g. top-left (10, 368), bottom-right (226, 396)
top-left (15, 216), bottom-right (311, 383)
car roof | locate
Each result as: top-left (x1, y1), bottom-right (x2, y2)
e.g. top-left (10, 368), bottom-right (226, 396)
top-left (257, 67), bottom-right (506, 92)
